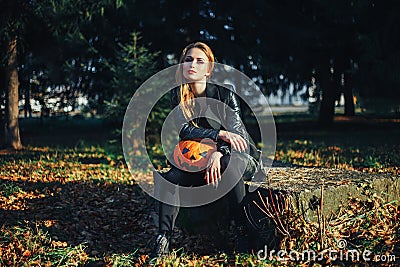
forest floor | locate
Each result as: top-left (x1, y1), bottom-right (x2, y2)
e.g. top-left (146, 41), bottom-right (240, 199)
top-left (0, 114), bottom-right (399, 266)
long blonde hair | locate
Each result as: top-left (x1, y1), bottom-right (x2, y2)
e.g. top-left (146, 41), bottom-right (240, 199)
top-left (175, 42), bottom-right (215, 124)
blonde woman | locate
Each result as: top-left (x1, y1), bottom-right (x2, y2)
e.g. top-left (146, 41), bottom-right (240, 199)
top-left (152, 42), bottom-right (261, 257)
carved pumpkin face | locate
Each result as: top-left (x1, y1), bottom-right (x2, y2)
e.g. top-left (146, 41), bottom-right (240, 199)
top-left (173, 139), bottom-right (217, 172)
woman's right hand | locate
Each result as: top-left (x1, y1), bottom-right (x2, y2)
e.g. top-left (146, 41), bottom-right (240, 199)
top-left (218, 130), bottom-right (247, 152)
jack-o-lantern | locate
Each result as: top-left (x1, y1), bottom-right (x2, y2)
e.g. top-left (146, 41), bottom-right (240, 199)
top-left (173, 139), bottom-right (217, 172)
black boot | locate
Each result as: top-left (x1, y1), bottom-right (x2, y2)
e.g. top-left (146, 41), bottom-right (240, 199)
top-left (150, 232), bottom-right (170, 258)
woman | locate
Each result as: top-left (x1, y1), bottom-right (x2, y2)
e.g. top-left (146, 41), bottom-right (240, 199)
top-left (152, 42), bottom-right (261, 257)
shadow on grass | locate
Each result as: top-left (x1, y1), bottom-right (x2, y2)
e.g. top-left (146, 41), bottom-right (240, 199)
top-left (0, 179), bottom-right (156, 257)
top-left (19, 117), bottom-right (117, 148)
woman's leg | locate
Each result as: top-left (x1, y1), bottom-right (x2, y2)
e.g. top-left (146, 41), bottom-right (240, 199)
top-left (157, 167), bottom-right (205, 233)
top-left (220, 152), bottom-right (257, 252)
top-left (220, 153), bottom-right (251, 226)
top-left (152, 167), bottom-right (205, 257)
top-left (153, 153), bottom-right (256, 256)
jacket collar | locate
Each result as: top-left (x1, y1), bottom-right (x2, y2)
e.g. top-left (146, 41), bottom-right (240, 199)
top-left (205, 83), bottom-right (220, 100)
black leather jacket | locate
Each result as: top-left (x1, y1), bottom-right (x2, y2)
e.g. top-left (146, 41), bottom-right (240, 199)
top-left (170, 83), bottom-right (261, 164)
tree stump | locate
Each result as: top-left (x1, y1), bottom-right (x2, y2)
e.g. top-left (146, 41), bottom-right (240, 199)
top-left (154, 164), bottom-right (399, 251)
top-left (258, 166), bottom-right (399, 222)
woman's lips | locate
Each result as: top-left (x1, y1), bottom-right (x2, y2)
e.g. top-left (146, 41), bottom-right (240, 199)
top-left (188, 70), bottom-right (196, 74)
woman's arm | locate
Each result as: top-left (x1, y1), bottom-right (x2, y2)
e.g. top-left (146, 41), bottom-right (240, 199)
top-left (179, 115), bottom-right (220, 141)
top-left (218, 130), bottom-right (247, 152)
top-left (217, 89), bottom-right (249, 153)
top-left (170, 87), bottom-right (220, 141)
top-left (169, 86), bottom-right (248, 151)
top-left (224, 89), bottom-right (249, 139)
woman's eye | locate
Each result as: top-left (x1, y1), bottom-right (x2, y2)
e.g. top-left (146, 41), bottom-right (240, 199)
top-left (197, 60), bottom-right (205, 64)
top-left (184, 58), bottom-right (193, 62)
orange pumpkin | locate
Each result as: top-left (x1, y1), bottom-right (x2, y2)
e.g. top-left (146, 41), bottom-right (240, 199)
top-left (173, 139), bottom-right (217, 172)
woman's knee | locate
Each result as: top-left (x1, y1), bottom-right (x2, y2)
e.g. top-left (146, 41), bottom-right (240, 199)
top-left (220, 153), bottom-right (250, 172)
top-left (220, 154), bottom-right (231, 170)
top-left (165, 167), bottom-right (205, 186)
top-left (164, 168), bottom-right (187, 184)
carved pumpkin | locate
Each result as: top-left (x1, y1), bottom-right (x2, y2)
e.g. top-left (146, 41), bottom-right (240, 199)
top-left (173, 139), bottom-right (217, 172)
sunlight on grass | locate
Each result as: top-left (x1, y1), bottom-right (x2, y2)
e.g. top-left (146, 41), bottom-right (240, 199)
top-left (275, 139), bottom-right (399, 174)
top-left (0, 146), bottom-right (134, 185)
top-left (105, 251), bottom-right (140, 266)
top-left (0, 224), bottom-right (90, 266)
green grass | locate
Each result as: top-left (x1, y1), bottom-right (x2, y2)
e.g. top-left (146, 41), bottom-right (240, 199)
top-left (272, 114), bottom-right (400, 173)
top-left (0, 182), bottom-right (22, 198)
top-left (0, 223), bottom-right (90, 266)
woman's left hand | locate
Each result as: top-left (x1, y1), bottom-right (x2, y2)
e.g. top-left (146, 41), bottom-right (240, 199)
top-left (205, 151), bottom-right (223, 186)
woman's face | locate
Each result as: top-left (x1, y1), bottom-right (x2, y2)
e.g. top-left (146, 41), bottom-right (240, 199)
top-left (182, 48), bottom-right (211, 82)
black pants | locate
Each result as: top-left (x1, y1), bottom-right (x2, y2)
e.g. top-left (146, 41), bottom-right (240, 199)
top-left (156, 152), bottom-right (257, 233)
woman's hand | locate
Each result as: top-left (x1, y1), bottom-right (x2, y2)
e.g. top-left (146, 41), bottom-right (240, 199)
top-left (218, 130), bottom-right (247, 152)
top-left (205, 151), bottom-right (223, 186)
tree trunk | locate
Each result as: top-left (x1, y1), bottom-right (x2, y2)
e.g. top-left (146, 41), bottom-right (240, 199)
top-left (343, 72), bottom-right (355, 116)
top-left (318, 70), bottom-right (336, 125)
top-left (4, 35), bottom-right (23, 150)
top-left (0, 67), bottom-right (5, 148)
